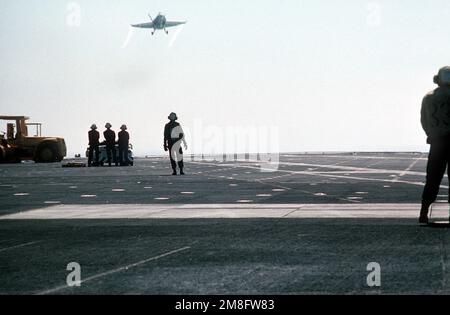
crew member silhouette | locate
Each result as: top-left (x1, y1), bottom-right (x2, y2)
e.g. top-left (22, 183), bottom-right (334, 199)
top-left (420, 66), bottom-right (450, 224)
top-left (104, 123), bottom-right (117, 167)
top-left (164, 113), bottom-right (188, 175)
top-left (0, 132), bottom-right (7, 147)
top-left (118, 124), bottom-right (130, 166)
top-left (88, 124), bottom-right (100, 167)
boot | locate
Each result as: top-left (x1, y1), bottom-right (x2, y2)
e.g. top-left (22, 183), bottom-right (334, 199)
top-left (419, 203), bottom-right (430, 225)
top-left (178, 162), bottom-right (185, 175)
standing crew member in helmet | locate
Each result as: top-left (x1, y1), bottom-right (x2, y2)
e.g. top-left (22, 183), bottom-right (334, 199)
top-left (88, 124), bottom-right (100, 167)
top-left (118, 124), bottom-right (130, 166)
top-left (164, 112), bottom-right (188, 175)
top-left (104, 123), bottom-right (117, 167)
top-left (420, 66), bottom-right (450, 224)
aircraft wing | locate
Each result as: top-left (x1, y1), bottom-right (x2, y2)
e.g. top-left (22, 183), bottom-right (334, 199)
top-left (131, 22), bottom-right (154, 28)
top-left (165, 21), bottom-right (187, 28)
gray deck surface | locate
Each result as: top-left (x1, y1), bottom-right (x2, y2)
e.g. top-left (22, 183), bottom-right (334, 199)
top-left (1, 153), bottom-right (449, 295)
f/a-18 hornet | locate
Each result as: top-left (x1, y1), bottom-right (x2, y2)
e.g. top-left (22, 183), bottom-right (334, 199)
top-left (132, 13), bottom-right (187, 35)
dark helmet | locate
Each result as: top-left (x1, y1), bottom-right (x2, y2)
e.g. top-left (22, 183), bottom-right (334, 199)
top-left (434, 66), bottom-right (450, 86)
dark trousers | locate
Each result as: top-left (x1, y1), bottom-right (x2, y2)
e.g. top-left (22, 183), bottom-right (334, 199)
top-left (118, 146), bottom-right (128, 165)
top-left (106, 145), bottom-right (117, 166)
top-left (168, 143), bottom-right (184, 171)
top-left (422, 140), bottom-right (450, 207)
top-left (88, 145), bottom-right (99, 166)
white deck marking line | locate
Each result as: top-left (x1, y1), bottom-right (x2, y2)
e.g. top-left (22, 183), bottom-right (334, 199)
top-left (305, 170), bottom-right (399, 174)
top-left (241, 160), bottom-right (427, 177)
top-left (230, 158), bottom-right (425, 175)
top-left (393, 157), bottom-right (423, 182)
top-left (189, 161), bottom-right (448, 189)
top-left (280, 154), bottom-right (428, 161)
top-left (282, 207), bottom-right (303, 218)
top-left (36, 246), bottom-right (191, 295)
top-left (190, 161), bottom-right (393, 203)
top-left (234, 168), bottom-right (435, 203)
top-left (190, 162), bottom-right (294, 190)
top-left (0, 241), bottom-right (42, 253)
top-left (254, 180), bottom-right (292, 191)
top-left (302, 172), bottom-right (432, 188)
top-left (259, 173), bottom-right (296, 182)
top-left (3, 204), bottom-right (449, 220)
top-left (366, 158), bottom-right (399, 168)
top-left (196, 168), bottom-right (231, 175)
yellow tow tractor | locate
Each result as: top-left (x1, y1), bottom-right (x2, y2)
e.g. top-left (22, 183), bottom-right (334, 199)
top-left (0, 116), bottom-right (67, 163)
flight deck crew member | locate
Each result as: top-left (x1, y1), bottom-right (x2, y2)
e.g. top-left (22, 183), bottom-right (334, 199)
top-left (88, 124), bottom-right (100, 167)
top-left (0, 132), bottom-right (6, 146)
top-left (118, 125), bottom-right (130, 166)
top-left (420, 66), bottom-right (450, 224)
top-left (164, 112), bottom-right (188, 175)
top-left (104, 123), bottom-right (118, 167)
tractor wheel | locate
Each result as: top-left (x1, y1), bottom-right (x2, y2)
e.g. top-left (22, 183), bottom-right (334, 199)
top-left (36, 145), bottom-right (57, 163)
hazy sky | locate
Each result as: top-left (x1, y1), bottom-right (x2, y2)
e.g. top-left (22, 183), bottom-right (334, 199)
top-left (1, 0), bottom-right (450, 156)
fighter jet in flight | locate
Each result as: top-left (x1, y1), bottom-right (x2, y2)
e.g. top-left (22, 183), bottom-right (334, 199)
top-left (131, 13), bottom-right (187, 35)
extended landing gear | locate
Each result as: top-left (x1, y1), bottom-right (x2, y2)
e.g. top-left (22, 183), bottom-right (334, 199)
top-left (164, 29), bottom-right (169, 35)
